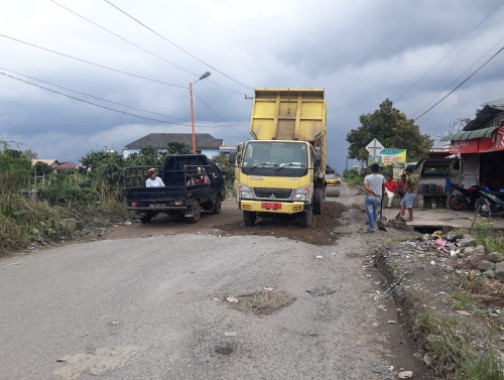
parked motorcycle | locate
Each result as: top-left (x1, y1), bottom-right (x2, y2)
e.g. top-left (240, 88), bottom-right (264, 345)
top-left (449, 184), bottom-right (483, 210)
top-left (478, 189), bottom-right (504, 217)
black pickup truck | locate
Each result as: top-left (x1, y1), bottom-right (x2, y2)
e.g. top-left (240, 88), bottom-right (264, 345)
top-left (124, 154), bottom-right (226, 223)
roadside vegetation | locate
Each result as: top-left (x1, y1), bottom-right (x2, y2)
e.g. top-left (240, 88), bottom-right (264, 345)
top-left (342, 169), bottom-right (363, 186)
top-left (0, 140), bottom-right (216, 256)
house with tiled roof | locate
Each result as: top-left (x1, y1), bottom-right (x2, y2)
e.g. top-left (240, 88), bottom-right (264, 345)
top-left (122, 133), bottom-right (224, 158)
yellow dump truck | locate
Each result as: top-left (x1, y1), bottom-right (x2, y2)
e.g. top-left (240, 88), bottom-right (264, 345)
top-left (233, 88), bottom-right (327, 227)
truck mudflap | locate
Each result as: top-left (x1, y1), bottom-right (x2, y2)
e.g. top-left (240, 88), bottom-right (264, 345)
top-left (239, 200), bottom-right (307, 214)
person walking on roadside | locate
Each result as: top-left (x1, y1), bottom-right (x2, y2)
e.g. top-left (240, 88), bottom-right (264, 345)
top-left (363, 163), bottom-right (386, 233)
top-left (397, 166), bottom-right (418, 221)
top-left (384, 174), bottom-right (397, 208)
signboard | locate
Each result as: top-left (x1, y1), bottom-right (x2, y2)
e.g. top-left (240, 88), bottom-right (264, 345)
top-left (379, 148), bottom-right (407, 165)
top-left (449, 126), bottom-right (504, 154)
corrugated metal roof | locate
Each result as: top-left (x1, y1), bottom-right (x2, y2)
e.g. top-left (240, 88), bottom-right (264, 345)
top-left (124, 133), bottom-right (223, 149)
top-left (440, 125), bottom-right (500, 141)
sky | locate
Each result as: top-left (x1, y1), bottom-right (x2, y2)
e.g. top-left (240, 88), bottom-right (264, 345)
top-left (1, 0), bottom-right (504, 172)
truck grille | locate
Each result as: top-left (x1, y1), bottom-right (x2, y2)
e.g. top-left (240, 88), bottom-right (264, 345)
top-left (254, 188), bottom-right (292, 199)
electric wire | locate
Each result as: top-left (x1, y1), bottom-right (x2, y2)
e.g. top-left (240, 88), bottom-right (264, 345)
top-left (48, 0), bottom-right (247, 96)
top-left (394, 0), bottom-right (504, 102)
top-left (195, 94), bottom-right (249, 140)
top-left (412, 34), bottom-right (504, 118)
top-left (0, 33), bottom-right (187, 89)
top-left (0, 66), bottom-right (194, 122)
top-left (0, 71), bottom-right (232, 129)
top-left (413, 43), bottom-right (504, 121)
top-left (102, 0), bottom-right (254, 91)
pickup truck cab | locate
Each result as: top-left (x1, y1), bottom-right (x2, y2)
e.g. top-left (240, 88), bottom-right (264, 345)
top-left (124, 154), bottom-right (226, 223)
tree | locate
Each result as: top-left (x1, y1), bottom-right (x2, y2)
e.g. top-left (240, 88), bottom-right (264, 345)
top-left (167, 141), bottom-right (191, 155)
top-left (346, 99), bottom-right (433, 166)
top-left (24, 148), bottom-right (38, 159)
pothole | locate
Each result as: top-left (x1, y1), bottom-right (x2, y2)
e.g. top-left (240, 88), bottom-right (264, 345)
top-left (225, 289), bottom-right (296, 315)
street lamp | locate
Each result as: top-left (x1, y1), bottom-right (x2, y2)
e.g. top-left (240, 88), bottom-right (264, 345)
top-left (189, 71), bottom-right (211, 154)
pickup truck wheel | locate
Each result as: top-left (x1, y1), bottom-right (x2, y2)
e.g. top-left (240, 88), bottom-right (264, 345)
top-left (313, 188), bottom-right (323, 215)
top-left (140, 214), bottom-right (153, 224)
top-left (298, 209), bottom-right (313, 227)
top-left (187, 202), bottom-right (201, 223)
top-left (243, 211), bottom-right (256, 226)
top-left (211, 195), bottom-right (222, 214)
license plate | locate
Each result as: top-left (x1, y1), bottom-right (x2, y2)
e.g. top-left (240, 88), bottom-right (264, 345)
top-left (150, 203), bottom-right (166, 208)
top-left (261, 202), bottom-right (282, 210)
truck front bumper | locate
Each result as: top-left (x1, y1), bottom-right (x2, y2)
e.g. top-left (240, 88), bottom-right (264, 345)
top-left (239, 200), bottom-right (307, 214)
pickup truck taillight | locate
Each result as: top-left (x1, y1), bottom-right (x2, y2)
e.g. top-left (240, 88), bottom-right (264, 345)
top-left (131, 201), bottom-right (139, 207)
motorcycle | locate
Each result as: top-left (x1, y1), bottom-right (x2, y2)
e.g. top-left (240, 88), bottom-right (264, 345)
top-left (478, 188), bottom-right (504, 217)
top-left (448, 184), bottom-right (483, 210)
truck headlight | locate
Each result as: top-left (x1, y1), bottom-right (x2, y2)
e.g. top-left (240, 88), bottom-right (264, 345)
top-left (239, 184), bottom-right (254, 199)
top-left (294, 186), bottom-right (312, 201)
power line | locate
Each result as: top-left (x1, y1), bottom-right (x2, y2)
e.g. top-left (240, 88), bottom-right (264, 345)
top-left (48, 0), bottom-right (247, 96)
top-left (0, 33), bottom-right (186, 89)
top-left (0, 71), bottom-right (231, 128)
top-left (102, 0), bottom-right (254, 91)
top-left (413, 43), bottom-right (504, 121)
top-left (394, 0), bottom-right (504, 102)
top-left (412, 33), bottom-right (504, 118)
top-left (0, 66), bottom-right (194, 122)
top-left (195, 94), bottom-right (249, 140)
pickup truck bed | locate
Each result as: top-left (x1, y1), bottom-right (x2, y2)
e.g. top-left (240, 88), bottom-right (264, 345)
top-left (124, 155), bottom-right (226, 223)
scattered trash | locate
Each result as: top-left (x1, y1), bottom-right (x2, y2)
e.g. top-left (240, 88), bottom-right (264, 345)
top-left (315, 255), bottom-right (324, 260)
top-left (387, 320), bottom-right (397, 324)
top-left (263, 287), bottom-right (274, 292)
top-left (372, 322), bottom-right (380, 327)
top-left (306, 286), bottom-right (336, 297)
top-left (226, 296), bottom-right (239, 303)
top-left (6, 262), bottom-right (22, 266)
top-left (434, 239), bottom-right (446, 247)
top-left (224, 331), bottom-right (237, 337)
top-left (455, 310), bottom-right (471, 316)
top-left (123, 221), bottom-right (132, 226)
top-left (27, 244), bottom-right (36, 251)
top-left (398, 370), bottom-right (413, 379)
top-left (215, 345), bottom-right (233, 355)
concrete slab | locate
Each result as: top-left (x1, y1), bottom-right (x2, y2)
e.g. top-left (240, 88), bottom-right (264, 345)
top-left (382, 207), bottom-right (504, 231)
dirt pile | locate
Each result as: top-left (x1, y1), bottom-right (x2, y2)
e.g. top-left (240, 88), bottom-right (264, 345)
top-left (216, 202), bottom-right (347, 245)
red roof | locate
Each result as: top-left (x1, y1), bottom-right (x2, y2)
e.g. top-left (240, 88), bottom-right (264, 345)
top-left (55, 162), bottom-right (78, 170)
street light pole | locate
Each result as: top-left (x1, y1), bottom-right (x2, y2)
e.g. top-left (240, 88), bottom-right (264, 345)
top-left (189, 71), bottom-right (211, 154)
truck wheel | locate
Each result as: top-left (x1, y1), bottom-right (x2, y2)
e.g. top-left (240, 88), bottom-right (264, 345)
top-left (298, 209), bottom-right (313, 227)
top-left (187, 202), bottom-right (201, 223)
top-left (243, 211), bottom-right (256, 226)
top-left (313, 188), bottom-right (323, 215)
top-left (140, 213), bottom-right (153, 224)
top-left (211, 195), bottom-right (222, 214)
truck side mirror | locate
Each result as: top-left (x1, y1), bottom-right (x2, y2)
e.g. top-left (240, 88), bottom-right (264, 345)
top-left (228, 151), bottom-right (237, 164)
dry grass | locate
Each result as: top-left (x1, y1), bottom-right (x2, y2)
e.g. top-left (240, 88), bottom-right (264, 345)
top-left (226, 289), bottom-right (296, 315)
top-left (464, 279), bottom-right (504, 308)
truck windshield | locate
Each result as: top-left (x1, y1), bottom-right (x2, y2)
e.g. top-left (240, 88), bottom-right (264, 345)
top-left (242, 141), bottom-right (309, 177)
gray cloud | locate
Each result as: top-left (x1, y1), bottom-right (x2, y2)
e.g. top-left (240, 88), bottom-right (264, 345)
top-left (1, 0), bottom-right (504, 171)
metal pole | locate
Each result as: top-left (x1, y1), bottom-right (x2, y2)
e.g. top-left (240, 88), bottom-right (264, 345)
top-left (189, 82), bottom-right (196, 154)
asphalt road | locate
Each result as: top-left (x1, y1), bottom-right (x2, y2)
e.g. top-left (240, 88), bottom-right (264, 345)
top-left (0, 186), bottom-right (427, 380)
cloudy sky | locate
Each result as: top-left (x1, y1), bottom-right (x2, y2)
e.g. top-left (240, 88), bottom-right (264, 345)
top-left (1, 0), bottom-right (504, 171)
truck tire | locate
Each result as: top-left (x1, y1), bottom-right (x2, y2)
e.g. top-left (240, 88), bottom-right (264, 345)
top-left (243, 211), bottom-right (256, 226)
top-left (210, 195), bottom-right (222, 214)
top-left (187, 201), bottom-right (201, 223)
top-left (298, 209), bottom-right (313, 227)
top-left (140, 213), bottom-right (153, 224)
top-left (313, 188), bottom-right (323, 215)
